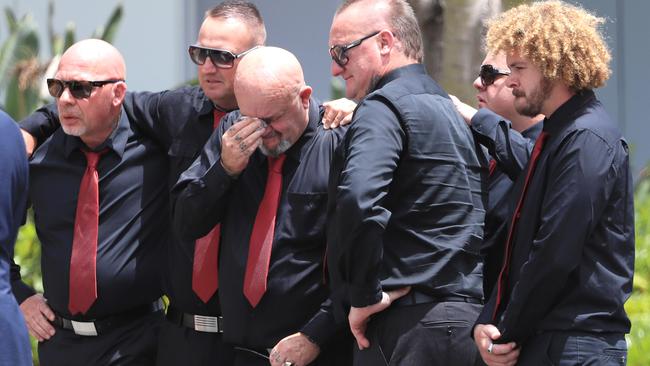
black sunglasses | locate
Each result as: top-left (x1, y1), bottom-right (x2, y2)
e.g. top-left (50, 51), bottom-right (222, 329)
top-left (47, 78), bottom-right (124, 99)
top-left (329, 31), bottom-right (380, 67)
top-left (479, 64), bottom-right (511, 87)
top-left (188, 45), bottom-right (260, 69)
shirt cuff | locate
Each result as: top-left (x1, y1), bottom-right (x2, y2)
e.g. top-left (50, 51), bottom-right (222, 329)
top-left (12, 280), bottom-right (36, 304)
top-left (299, 309), bottom-right (339, 348)
top-left (348, 282), bottom-right (382, 308)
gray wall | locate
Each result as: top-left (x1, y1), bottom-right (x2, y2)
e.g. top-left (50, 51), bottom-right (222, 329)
top-left (2, 0), bottom-right (648, 174)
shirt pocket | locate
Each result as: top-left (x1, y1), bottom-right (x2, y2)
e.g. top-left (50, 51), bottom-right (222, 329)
top-left (283, 192), bottom-right (328, 240)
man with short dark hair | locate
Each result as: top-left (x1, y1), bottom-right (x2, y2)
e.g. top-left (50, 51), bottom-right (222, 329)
top-left (472, 2), bottom-right (634, 365)
top-left (326, 0), bottom-right (486, 364)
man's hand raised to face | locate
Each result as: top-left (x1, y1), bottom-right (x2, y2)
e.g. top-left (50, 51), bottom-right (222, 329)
top-left (220, 116), bottom-right (266, 176)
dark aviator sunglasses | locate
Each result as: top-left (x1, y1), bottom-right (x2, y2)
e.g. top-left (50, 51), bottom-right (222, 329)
top-left (47, 78), bottom-right (123, 99)
top-left (479, 64), bottom-right (510, 87)
top-left (188, 45), bottom-right (260, 69)
top-left (329, 31), bottom-right (380, 67)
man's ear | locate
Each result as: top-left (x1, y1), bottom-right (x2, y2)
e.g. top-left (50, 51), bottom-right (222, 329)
top-left (299, 85), bottom-right (313, 108)
top-left (112, 81), bottom-right (127, 107)
top-left (378, 29), bottom-right (395, 56)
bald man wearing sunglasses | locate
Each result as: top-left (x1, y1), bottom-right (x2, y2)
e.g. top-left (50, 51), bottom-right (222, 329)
top-left (11, 39), bottom-right (168, 366)
top-left (450, 51), bottom-right (543, 298)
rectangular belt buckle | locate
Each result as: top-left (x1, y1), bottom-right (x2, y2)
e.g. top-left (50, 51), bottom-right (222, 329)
top-left (193, 315), bottom-right (222, 333)
top-left (71, 320), bottom-right (98, 336)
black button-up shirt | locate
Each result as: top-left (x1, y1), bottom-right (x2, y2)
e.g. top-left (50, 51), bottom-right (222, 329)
top-left (123, 87), bottom-right (226, 314)
top-left (475, 90), bottom-right (634, 344)
top-left (327, 64), bottom-right (486, 309)
top-left (172, 99), bottom-right (347, 350)
top-left (13, 108), bottom-right (168, 320)
top-left (18, 87), bottom-right (227, 315)
top-left (470, 109), bottom-right (542, 298)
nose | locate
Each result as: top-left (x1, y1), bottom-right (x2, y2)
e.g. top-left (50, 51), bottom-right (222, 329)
top-left (201, 59), bottom-right (218, 74)
top-left (505, 74), bottom-right (517, 89)
top-left (331, 60), bottom-right (344, 77)
top-left (58, 87), bottom-right (76, 104)
top-left (472, 76), bottom-right (484, 91)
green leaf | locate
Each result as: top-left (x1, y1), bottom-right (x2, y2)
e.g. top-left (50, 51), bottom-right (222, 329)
top-left (63, 22), bottom-right (75, 52)
top-left (4, 7), bottom-right (18, 33)
top-left (99, 4), bottom-right (123, 43)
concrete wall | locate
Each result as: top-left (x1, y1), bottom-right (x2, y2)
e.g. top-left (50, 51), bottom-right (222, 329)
top-left (2, 0), bottom-right (648, 174)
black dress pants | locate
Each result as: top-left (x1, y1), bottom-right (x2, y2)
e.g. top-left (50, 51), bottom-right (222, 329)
top-left (517, 331), bottom-right (627, 365)
top-left (38, 310), bottom-right (163, 366)
top-left (353, 301), bottom-right (483, 366)
top-left (156, 319), bottom-right (235, 366)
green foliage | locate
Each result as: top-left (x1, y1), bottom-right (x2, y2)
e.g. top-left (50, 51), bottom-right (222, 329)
top-left (0, 0), bottom-right (123, 121)
top-left (626, 170), bottom-right (650, 365)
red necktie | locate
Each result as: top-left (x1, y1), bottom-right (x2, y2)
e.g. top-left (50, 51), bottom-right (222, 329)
top-left (192, 109), bottom-right (226, 303)
top-left (488, 159), bottom-right (497, 177)
top-left (68, 149), bottom-right (107, 315)
top-left (243, 154), bottom-right (286, 307)
top-left (492, 131), bottom-right (549, 321)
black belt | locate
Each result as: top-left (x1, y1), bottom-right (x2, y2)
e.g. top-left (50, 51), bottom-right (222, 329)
top-left (166, 305), bottom-right (224, 333)
top-left (51, 299), bottom-right (163, 336)
top-left (392, 291), bottom-right (483, 307)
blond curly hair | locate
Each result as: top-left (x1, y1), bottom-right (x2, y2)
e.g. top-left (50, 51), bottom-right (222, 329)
top-left (486, 1), bottom-right (611, 91)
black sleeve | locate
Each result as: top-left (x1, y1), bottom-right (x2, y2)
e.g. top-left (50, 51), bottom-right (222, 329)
top-left (171, 112), bottom-right (239, 240)
top-left (471, 108), bottom-right (535, 181)
top-left (19, 103), bottom-right (60, 147)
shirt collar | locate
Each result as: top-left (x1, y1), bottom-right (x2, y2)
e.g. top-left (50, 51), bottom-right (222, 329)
top-left (372, 63), bottom-right (426, 92)
top-left (543, 89), bottom-right (596, 136)
top-left (63, 107), bottom-right (129, 158)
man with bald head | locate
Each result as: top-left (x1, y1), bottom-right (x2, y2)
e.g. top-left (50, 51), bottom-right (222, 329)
top-left (173, 46), bottom-right (351, 366)
top-left (11, 39), bottom-right (167, 365)
top-left (326, 0), bottom-right (485, 365)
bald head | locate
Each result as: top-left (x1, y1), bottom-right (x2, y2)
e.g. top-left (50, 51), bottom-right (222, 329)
top-left (234, 46), bottom-right (305, 103)
top-left (55, 39), bottom-right (128, 148)
top-left (60, 39), bottom-right (126, 81)
top-left (233, 47), bottom-right (312, 157)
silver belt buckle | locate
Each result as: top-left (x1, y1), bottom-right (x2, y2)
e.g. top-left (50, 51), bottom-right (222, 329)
top-left (193, 314), bottom-right (221, 333)
top-left (71, 320), bottom-right (98, 336)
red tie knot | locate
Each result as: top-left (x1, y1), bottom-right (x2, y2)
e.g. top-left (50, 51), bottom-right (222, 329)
top-left (268, 154), bottom-right (286, 174)
top-left (82, 149), bottom-right (108, 169)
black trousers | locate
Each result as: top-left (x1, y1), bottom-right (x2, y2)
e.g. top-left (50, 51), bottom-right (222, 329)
top-left (156, 319), bottom-right (235, 366)
top-left (353, 301), bottom-right (483, 366)
top-left (517, 331), bottom-right (627, 365)
top-left (38, 310), bottom-right (163, 366)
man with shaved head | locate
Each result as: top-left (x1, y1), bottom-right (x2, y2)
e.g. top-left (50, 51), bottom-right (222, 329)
top-left (173, 46), bottom-right (351, 366)
top-left (326, 0), bottom-right (485, 365)
top-left (11, 39), bottom-right (167, 365)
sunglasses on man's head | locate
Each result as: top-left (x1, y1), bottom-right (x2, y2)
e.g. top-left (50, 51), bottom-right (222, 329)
top-left (188, 45), bottom-right (260, 69)
top-left (479, 64), bottom-right (511, 87)
top-left (47, 78), bottom-right (123, 99)
top-left (329, 31), bottom-right (380, 67)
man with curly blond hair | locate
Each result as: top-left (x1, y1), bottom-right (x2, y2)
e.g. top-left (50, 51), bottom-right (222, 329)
top-left (472, 2), bottom-right (634, 365)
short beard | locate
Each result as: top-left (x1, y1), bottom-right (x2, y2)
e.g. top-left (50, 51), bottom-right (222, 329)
top-left (514, 78), bottom-right (553, 117)
top-left (259, 139), bottom-right (292, 157)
